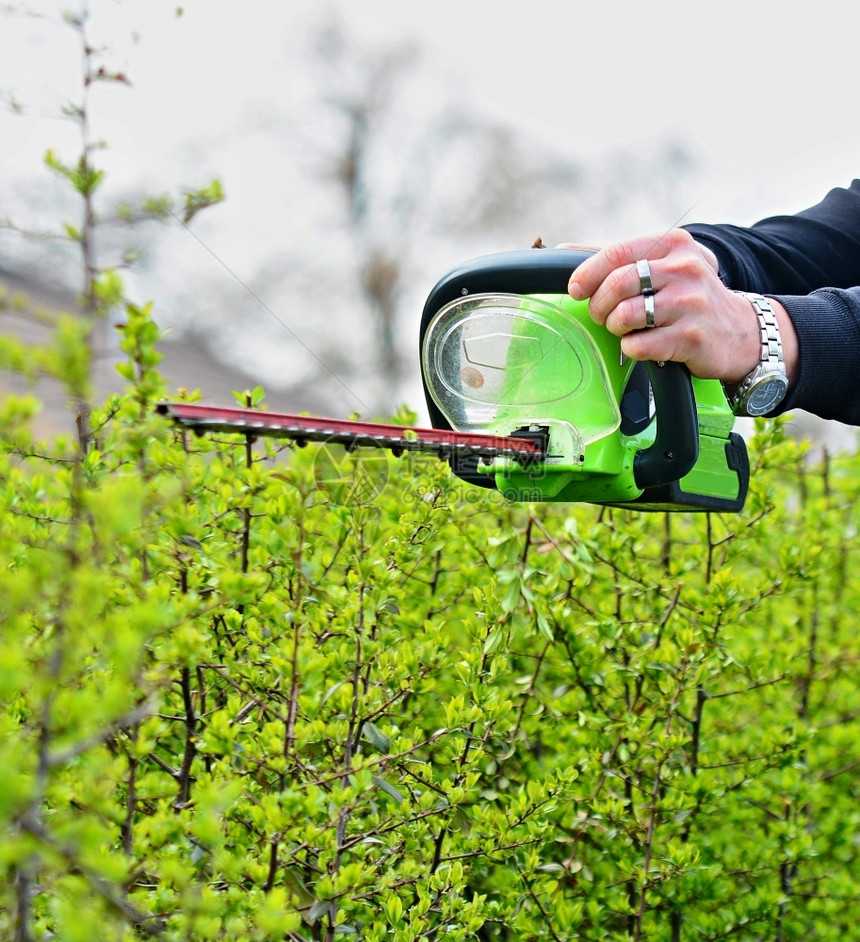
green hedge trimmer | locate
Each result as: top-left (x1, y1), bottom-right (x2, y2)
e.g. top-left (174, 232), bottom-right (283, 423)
top-left (157, 249), bottom-right (749, 512)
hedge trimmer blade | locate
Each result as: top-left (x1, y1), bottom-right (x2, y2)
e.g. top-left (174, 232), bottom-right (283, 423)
top-left (156, 403), bottom-right (548, 464)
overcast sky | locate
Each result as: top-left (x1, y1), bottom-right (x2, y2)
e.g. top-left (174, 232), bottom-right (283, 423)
top-left (1, 0), bottom-right (857, 420)
top-left (390, 0), bottom-right (857, 223)
top-left (3, 0), bottom-right (856, 224)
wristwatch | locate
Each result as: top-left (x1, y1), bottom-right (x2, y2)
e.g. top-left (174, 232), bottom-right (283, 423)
top-left (728, 293), bottom-right (789, 417)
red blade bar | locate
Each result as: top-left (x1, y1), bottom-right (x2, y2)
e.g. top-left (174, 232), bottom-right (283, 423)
top-left (155, 403), bottom-right (546, 463)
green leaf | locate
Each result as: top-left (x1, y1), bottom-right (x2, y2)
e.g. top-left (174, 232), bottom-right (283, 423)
top-left (362, 722), bottom-right (391, 754)
top-left (372, 775), bottom-right (404, 804)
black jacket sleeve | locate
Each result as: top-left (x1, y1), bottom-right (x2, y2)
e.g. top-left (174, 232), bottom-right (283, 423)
top-left (683, 179), bottom-right (860, 424)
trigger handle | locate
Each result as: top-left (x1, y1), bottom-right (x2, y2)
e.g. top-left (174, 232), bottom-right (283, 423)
top-left (633, 361), bottom-right (699, 490)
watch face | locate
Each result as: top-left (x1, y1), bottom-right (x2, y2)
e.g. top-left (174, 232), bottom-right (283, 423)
top-left (746, 376), bottom-right (789, 416)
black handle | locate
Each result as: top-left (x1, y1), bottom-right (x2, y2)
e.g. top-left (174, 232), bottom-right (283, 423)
top-left (633, 361), bottom-right (699, 490)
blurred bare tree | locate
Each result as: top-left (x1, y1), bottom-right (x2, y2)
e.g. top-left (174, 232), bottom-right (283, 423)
top-left (2, 4), bottom-right (699, 419)
top-left (219, 12), bottom-right (699, 414)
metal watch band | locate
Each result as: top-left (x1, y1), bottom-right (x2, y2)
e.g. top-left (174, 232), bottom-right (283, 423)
top-left (746, 293), bottom-right (784, 370)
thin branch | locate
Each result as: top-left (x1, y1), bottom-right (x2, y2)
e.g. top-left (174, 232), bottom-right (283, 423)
top-left (16, 817), bottom-right (166, 936)
top-left (46, 698), bottom-right (155, 768)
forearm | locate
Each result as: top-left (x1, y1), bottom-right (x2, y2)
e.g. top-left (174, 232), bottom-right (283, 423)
top-left (565, 181), bottom-right (860, 426)
top-left (682, 182), bottom-right (860, 425)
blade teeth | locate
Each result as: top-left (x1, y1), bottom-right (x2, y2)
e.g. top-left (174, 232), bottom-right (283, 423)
top-left (160, 405), bottom-right (544, 463)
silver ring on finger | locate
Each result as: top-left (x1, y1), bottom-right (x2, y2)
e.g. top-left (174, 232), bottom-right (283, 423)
top-left (644, 293), bottom-right (656, 328)
top-left (636, 259), bottom-right (655, 296)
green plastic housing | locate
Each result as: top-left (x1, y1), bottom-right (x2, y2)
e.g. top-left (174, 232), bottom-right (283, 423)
top-left (422, 289), bottom-right (748, 512)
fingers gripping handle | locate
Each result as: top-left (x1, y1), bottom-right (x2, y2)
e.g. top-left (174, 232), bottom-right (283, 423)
top-left (633, 361), bottom-right (699, 490)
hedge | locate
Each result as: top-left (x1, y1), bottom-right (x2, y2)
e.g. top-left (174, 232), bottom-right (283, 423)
top-left (0, 300), bottom-right (858, 941)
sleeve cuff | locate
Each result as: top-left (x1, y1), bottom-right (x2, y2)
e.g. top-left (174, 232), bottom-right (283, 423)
top-left (772, 290), bottom-right (860, 424)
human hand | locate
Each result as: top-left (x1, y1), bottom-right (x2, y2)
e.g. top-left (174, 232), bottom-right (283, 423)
top-left (562, 229), bottom-right (797, 386)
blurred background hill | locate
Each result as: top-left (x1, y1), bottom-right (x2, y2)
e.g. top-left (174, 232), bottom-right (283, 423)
top-left (1, 0), bottom-right (856, 452)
